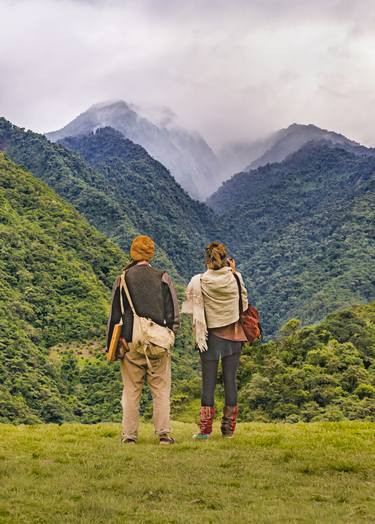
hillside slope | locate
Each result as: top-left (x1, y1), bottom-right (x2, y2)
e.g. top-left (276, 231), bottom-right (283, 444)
top-left (59, 127), bottom-right (223, 278)
top-left (238, 301), bottom-right (375, 422)
top-left (1, 151), bottom-right (374, 426)
top-left (0, 151), bottom-right (200, 425)
top-left (0, 153), bottom-right (128, 422)
top-left (46, 100), bottom-right (219, 199)
top-left (209, 142), bottom-right (375, 334)
top-left (0, 117), bottom-right (180, 280)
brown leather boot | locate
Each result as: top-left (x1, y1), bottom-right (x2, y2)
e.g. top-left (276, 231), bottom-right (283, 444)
top-left (221, 405), bottom-right (238, 438)
top-left (193, 406), bottom-right (215, 440)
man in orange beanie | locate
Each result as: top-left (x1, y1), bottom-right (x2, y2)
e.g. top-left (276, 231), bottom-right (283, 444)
top-left (107, 235), bottom-right (179, 445)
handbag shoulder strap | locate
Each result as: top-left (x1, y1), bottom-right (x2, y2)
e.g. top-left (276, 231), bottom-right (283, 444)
top-left (118, 275), bottom-right (125, 317)
top-left (232, 272), bottom-right (243, 316)
top-left (120, 272), bottom-right (137, 316)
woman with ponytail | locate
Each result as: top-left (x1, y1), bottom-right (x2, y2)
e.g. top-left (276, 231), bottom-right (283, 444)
top-left (182, 242), bottom-right (248, 439)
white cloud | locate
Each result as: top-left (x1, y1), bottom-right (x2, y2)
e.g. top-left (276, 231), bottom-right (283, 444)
top-left (0, 0), bottom-right (374, 149)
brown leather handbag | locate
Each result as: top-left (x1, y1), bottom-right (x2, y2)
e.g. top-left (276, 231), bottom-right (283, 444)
top-left (233, 272), bottom-right (262, 343)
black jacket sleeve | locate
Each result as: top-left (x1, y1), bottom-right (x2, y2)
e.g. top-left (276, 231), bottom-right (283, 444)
top-left (161, 272), bottom-right (180, 332)
top-left (106, 277), bottom-right (122, 351)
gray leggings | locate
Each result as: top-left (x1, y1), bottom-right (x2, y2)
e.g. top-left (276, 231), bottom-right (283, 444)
top-left (200, 352), bottom-right (241, 407)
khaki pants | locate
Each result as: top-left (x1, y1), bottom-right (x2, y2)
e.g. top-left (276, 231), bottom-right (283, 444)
top-left (120, 349), bottom-right (171, 440)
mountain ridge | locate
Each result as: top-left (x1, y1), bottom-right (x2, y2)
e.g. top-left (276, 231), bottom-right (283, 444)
top-left (246, 123), bottom-right (366, 171)
top-left (0, 116), bottom-right (181, 281)
top-left (58, 126), bottom-right (224, 279)
top-left (208, 141), bottom-right (375, 335)
top-left (46, 100), bottom-right (219, 200)
top-left (1, 122), bottom-right (375, 425)
top-left (217, 123), bottom-right (368, 183)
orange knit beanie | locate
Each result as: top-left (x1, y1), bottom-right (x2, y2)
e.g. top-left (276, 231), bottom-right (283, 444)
top-left (130, 235), bottom-right (155, 261)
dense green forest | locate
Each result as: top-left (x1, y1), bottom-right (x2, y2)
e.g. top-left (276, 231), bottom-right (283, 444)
top-left (2, 117), bottom-right (374, 337)
top-left (0, 118), bottom-right (221, 280)
top-left (59, 128), bottom-right (223, 279)
top-left (0, 153), bottom-right (127, 422)
top-left (0, 153), bottom-right (199, 423)
top-left (0, 117), bottom-right (180, 281)
top-left (0, 149), bottom-right (373, 424)
top-left (209, 142), bottom-right (375, 335)
top-left (238, 301), bottom-right (375, 422)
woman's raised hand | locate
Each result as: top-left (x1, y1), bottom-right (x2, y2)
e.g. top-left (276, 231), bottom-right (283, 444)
top-left (227, 257), bottom-right (236, 272)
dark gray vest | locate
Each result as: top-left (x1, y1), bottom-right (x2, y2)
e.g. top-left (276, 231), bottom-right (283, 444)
top-left (124, 264), bottom-right (166, 326)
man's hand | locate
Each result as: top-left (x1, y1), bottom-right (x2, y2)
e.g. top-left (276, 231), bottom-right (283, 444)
top-left (119, 337), bottom-right (129, 351)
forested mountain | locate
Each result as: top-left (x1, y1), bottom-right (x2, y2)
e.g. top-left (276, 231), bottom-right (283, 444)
top-left (2, 114), bottom-right (375, 335)
top-left (209, 142), bottom-right (375, 335)
top-left (0, 151), bottom-right (202, 424)
top-left (1, 125), bottom-right (374, 425)
top-left (0, 153), bottom-right (128, 422)
top-left (0, 117), bottom-right (188, 281)
top-left (217, 123), bottom-right (365, 184)
top-left (56, 298), bottom-right (374, 424)
top-left (246, 123), bottom-right (365, 171)
top-left (3, 157), bottom-right (372, 430)
top-left (58, 127), bottom-right (223, 279)
top-left (46, 100), bottom-right (219, 200)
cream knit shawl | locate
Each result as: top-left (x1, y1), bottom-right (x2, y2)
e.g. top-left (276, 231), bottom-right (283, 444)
top-left (181, 267), bottom-right (248, 351)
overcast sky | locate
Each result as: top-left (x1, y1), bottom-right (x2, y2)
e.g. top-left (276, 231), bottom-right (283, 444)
top-left (1, 0), bottom-right (375, 149)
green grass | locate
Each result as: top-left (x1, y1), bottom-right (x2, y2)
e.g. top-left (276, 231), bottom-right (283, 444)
top-left (0, 422), bottom-right (374, 523)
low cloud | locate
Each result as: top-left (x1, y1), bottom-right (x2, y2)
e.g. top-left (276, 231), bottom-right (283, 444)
top-left (0, 0), bottom-right (374, 149)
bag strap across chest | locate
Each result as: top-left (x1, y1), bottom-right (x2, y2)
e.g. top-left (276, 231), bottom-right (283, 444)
top-left (232, 272), bottom-right (243, 317)
top-left (120, 273), bottom-right (137, 317)
top-left (118, 275), bottom-right (125, 319)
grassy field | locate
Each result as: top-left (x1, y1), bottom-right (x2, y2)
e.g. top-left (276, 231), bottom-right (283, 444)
top-left (0, 422), bottom-right (374, 524)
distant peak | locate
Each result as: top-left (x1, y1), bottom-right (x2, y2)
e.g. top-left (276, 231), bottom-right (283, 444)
top-left (88, 100), bottom-right (131, 112)
top-left (286, 123), bottom-right (320, 131)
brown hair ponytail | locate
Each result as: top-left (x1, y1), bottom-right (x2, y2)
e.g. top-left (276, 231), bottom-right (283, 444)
top-left (204, 241), bottom-right (228, 270)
